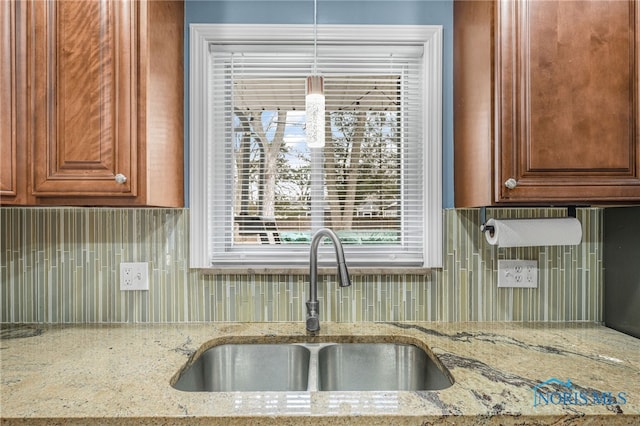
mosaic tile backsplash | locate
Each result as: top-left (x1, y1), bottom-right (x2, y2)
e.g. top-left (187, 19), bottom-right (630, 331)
top-left (0, 207), bottom-right (602, 323)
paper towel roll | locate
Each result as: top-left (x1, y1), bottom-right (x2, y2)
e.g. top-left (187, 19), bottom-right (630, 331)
top-left (484, 217), bottom-right (582, 247)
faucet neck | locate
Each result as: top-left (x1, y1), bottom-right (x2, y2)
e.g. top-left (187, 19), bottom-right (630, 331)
top-left (306, 228), bottom-right (352, 333)
top-left (309, 228), bottom-right (350, 288)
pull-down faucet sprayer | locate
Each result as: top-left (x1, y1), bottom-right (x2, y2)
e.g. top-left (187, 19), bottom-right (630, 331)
top-left (306, 228), bottom-right (351, 333)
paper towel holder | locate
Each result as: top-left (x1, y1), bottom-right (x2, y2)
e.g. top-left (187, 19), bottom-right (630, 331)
top-left (479, 207), bottom-right (495, 236)
top-left (480, 206), bottom-right (577, 237)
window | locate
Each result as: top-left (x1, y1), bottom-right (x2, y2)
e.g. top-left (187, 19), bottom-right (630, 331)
top-left (190, 25), bottom-right (442, 269)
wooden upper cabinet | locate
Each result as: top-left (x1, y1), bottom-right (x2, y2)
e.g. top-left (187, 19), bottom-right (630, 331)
top-left (1, 0), bottom-right (183, 206)
top-left (31, 0), bottom-right (136, 198)
top-left (454, 0), bottom-right (640, 206)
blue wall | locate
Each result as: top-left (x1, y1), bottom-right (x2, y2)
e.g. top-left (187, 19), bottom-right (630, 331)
top-left (184, 0), bottom-right (454, 208)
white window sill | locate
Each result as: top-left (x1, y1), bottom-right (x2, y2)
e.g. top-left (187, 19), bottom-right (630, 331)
top-left (197, 266), bottom-right (435, 276)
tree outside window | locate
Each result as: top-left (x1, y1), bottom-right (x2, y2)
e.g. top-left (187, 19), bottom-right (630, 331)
top-left (232, 76), bottom-right (401, 245)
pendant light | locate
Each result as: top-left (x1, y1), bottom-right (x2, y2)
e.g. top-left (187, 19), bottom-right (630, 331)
top-left (306, 0), bottom-right (325, 148)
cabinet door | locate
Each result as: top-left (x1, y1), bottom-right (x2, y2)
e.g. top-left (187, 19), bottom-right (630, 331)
top-left (497, 0), bottom-right (640, 203)
top-left (31, 0), bottom-right (137, 197)
top-left (0, 0), bottom-right (26, 204)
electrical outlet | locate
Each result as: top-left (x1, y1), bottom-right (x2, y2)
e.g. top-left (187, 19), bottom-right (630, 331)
top-left (498, 260), bottom-right (538, 288)
top-left (120, 262), bottom-right (149, 291)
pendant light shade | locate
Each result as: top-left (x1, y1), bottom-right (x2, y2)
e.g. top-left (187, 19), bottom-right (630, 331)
top-left (305, 0), bottom-right (324, 148)
top-left (306, 75), bottom-right (325, 148)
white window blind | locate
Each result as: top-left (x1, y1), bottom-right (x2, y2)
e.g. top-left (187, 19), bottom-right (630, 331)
top-left (190, 25), bottom-right (442, 269)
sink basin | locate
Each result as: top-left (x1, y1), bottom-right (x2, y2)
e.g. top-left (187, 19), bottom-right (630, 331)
top-left (172, 344), bottom-right (311, 392)
top-left (317, 343), bottom-right (452, 391)
top-left (172, 341), bottom-right (453, 392)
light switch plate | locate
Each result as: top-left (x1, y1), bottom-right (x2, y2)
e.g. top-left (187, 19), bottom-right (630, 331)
top-left (120, 262), bottom-right (149, 291)
top-left (498, 260), bottom-right (538, 288)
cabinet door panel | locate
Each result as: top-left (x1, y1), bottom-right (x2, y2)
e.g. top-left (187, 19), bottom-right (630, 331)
top-left (1, 0), bottom-right (28, 204)
top-left (31, 0), bottom-right (136, 196)
top-left (498, 0), bottom-right (640, 203)
top-left (1, 0), bottom-right (17, 198)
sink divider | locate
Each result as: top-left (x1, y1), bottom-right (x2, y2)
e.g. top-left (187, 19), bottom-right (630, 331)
top-left (293, 342), bottom-right (334, 392)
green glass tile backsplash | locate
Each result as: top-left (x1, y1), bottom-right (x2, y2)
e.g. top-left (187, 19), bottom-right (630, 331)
top-left (0, 207), bottom-right (602, 323)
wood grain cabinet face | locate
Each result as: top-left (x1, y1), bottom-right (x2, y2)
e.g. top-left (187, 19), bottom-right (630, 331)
top-left (454, 0), bottom-right (640, 206)
top-left (31, 0), bottom-right (136, 197)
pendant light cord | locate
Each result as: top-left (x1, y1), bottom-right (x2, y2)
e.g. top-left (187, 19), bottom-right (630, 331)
top-left (313, 0), bottom-right (318, 75)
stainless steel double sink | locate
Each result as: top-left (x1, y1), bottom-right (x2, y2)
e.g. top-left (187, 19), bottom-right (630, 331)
top-left (171, 342), bottom-right (453, 392)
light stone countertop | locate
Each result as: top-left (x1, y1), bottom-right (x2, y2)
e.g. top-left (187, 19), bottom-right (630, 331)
top-left (1, 322), bottom-right (639, 425)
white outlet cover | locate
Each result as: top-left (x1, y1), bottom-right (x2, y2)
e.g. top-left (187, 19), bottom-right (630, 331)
top-left (498, 260), bottom-right (538, 288)
top-left (120, 262), bottom-right (149, 291)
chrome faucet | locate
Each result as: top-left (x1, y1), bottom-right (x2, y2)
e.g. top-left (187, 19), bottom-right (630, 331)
top-left (306, 228), bottom-right (351, 333)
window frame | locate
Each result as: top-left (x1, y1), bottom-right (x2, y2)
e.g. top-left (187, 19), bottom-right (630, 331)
top-left (189, 24), bottom-right (442, 269)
